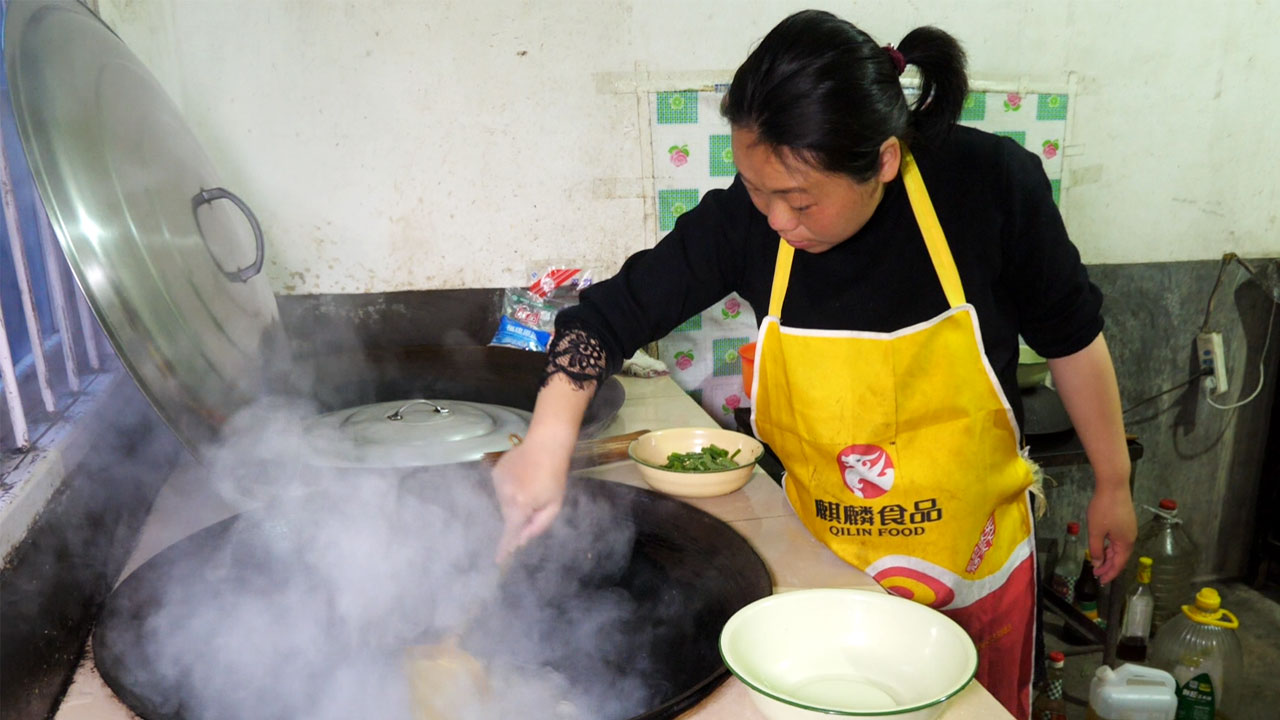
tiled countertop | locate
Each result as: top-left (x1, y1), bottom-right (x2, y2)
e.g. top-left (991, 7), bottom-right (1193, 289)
top-left (54, 375), bottom-right (1010, 720)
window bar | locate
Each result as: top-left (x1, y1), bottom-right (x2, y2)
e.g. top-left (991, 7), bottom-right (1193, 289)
top-left (37, 196), bottom-right (80, 392)
top-left (0, 127), bottom-right (56, 413)
top-left (0, 301), bottom-right (30, 451)
top-left (74, 291), bottom-right (101, 370)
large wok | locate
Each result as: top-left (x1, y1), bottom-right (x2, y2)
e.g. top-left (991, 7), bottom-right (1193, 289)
top-left (93, 472), bottom-right (773, 720)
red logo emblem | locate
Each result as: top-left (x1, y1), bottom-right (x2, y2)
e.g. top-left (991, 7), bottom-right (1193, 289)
top-left (837, 444), bottom-right (895, 499)
top-left (512, 304), bottom-right (539, 326)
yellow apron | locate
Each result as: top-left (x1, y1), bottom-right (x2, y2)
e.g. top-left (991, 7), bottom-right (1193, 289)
top-left (750, 151), bottom-right (1037, 719)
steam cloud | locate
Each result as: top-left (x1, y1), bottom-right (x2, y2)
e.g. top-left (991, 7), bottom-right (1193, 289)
top-left (111, 396), bottom-right (656, 720)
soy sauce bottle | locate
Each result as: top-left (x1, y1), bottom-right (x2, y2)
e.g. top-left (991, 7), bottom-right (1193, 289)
top-left (1065, 551), bottom-right (1103, 645)
top-left (1117, 556), bottom-right (1155, 662)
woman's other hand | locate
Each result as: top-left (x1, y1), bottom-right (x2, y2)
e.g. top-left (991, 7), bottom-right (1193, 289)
top-left (1047, 333), bottom-right (1136, 584)
top-left (1087, 484), bottom-right (1137, 584)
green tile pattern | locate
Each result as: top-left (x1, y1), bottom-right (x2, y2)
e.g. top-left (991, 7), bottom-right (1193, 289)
top-left (656, 91), bottom-right (698, 124)
top-left (659, 188), bottom-right (700, 231)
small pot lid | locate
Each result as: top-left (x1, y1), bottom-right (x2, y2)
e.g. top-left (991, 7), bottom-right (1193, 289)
top-left (4, 0), bottom-right (289, 449)
top-left (304, 399), bottom-right (533, 467)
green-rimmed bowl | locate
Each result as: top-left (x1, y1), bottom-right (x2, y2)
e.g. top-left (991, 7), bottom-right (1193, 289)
top-left (720, 589), bottom-right (978, 720)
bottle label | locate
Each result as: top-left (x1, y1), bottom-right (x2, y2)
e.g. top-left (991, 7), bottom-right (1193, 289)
top-left (1174, 672), bottom-right (1215, 720)
top-left (1121, 595), bottom-right (1154, 637)
top-left (1076, 599), bottom-right (1099, 620)
top-left (1045, 675), bottom-right (1063, 701)
top-left (1050, 574), bottom-right (1076, 603)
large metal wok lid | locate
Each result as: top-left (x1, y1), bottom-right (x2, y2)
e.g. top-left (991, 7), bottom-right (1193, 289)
top-left (4, 1), bottom-right (626, 463)
top-left (4, 0), bottom-right (288, 448)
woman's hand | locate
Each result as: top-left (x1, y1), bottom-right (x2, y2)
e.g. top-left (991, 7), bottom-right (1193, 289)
top-left (491, 373), bottom-right (595, 561)
top-left (492, 436), bottom-right (571, 562)
top-left (1086, 483), bottom-right (1137, 584)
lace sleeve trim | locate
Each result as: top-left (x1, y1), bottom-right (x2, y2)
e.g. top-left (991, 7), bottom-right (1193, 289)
top-left (542, 326), bottom-right (608, 391)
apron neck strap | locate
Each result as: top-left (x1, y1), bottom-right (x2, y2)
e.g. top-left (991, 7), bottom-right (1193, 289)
top-left (767, 237), bottom-right (797, 317)
top-left (766, 148), bottom-right (966, 318)
top-left (901, 149), bottom-right (966, 308)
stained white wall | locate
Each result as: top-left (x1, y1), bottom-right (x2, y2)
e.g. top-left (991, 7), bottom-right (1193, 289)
top-left (98, 0), bottom-right (1280, 294)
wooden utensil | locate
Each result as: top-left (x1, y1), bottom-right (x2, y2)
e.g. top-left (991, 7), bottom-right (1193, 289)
top-left (405, 553), bottom-right (515, 720)
top-left (481, 429), bottom-right (649, 469)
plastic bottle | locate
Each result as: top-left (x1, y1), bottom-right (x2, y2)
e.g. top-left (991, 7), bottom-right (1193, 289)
top-left (1084, 664), bottom-right (1177, 720)
top-left (1033, 651), bottom-right (1069, 720)
top-left (1149, 587), bottom-right (1243, 720)
top-left (1117, 556), bottom-right (1155, 662)
top-left (1051, 521), bottom-right (1085, 604)
top-left (1133, 499), bottom-right (1198, 634)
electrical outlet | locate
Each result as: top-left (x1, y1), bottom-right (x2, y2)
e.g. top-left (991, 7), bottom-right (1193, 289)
top-left (1196, 331), bottom-right (1229, 396)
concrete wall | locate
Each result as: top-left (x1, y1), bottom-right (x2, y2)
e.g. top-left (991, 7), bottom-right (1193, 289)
top-left (98, 0), bottom-right (1280, 294)
top-left (1039, 261), bottom-right (1279, 583)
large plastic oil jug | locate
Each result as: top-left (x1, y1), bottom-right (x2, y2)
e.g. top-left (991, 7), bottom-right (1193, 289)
top-left (1149, 587), bottom-right (1243, 720)
top-left (1084, 664), bottom-right (1177, 720)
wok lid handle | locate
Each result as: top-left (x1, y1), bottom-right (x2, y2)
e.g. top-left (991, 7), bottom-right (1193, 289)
top-left (191, 187), bottom-right (266, 282)
top-left (385, 399), bottom-right (452, 421)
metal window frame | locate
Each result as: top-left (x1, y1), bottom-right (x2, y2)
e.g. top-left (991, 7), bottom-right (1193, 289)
top-left (0, 70), bottom-right (110, 457)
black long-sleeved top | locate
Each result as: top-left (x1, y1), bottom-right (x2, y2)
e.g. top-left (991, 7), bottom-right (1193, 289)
top-left (556, 125), bottom-right (1103, 430)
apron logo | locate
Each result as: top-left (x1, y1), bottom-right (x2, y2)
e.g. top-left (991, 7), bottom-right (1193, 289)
top-left (837, 444), bottom-right (895, 499)
top-left (965, 514), bottom-right (998, 575)
top-left (873, 565), bottom-right (956, 609)
top-left (817, 498), bottom-right (943, 537)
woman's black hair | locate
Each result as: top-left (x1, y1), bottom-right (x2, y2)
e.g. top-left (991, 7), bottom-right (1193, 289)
top-left (722, 10), bottom-right (968, 181)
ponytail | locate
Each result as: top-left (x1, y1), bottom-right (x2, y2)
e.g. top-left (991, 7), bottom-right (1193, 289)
top-left (898, 27), bottom-right (969, 141)
top-left (724, 11), bottom-right (969, 181)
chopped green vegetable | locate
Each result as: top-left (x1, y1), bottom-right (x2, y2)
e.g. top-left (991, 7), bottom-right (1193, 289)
top-left (661, 444), bottom-right (742, 471)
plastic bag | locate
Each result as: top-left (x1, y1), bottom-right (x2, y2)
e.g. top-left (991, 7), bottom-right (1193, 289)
top-left (488, 266), bottom-right (594, 352)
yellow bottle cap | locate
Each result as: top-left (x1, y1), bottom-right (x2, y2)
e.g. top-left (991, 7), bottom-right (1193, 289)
top-left (1182, 587), bottom-right (1240, 629)
top-left (1194, 587), bottom-right (1220, 612)
top-left (1136, 556), bottom-right (1152, 583)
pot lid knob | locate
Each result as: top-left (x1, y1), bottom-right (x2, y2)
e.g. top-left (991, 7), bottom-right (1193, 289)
top-left (386, 399), bottom-right (451, 421)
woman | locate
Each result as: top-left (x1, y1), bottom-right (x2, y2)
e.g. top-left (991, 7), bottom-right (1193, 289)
top-left (494, 10), bottom-right (1136, 718)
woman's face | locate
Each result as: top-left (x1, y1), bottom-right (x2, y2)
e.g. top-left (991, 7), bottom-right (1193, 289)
top-left (731, 128), bottom-right (899, 254)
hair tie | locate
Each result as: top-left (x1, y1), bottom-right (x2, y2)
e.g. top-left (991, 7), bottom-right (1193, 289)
top-left (883, 44), bottom-right (906, 76)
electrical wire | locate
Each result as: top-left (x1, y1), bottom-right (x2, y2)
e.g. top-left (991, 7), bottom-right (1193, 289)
top-left (1122, 368), bottom-right (1212, 415)
top-left (1205, 297), bottom-right (1278, 410)
top-left (1200, 255), bottom-right (1232, 332)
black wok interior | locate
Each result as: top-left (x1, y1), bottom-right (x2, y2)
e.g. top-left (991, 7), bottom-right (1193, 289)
top-left (93, 474), bottom-right (773, 720)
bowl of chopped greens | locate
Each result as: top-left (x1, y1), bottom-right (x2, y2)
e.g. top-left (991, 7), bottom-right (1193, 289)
top-left (627, 427), bottom-right (765, 498)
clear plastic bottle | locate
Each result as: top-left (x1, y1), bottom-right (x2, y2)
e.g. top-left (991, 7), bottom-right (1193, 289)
top-left (1149, 587), bottom-right (1243, 720)
top-left (1134, 499), bottom-right (1198, 634)
top-left (1117, 556), bottom-right (1155, 662)
top-left (1051, 521), bottom-right (1085, 604)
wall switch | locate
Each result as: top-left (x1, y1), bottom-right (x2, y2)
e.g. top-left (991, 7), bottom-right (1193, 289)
top-left (1196, 331), bottom-right (1229, 396)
